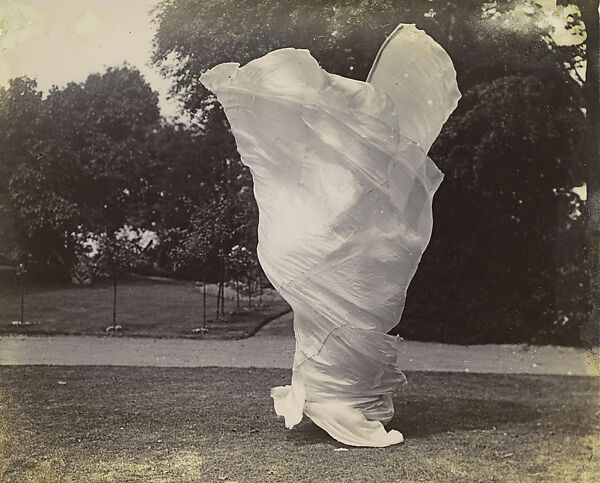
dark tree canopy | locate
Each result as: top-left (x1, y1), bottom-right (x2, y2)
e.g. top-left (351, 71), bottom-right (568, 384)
top-left (150, 0), bottom-right (594, 345)
top-left (152, 0), bottom-right (586, 115)
top-left (402, 73), bottom-right (589, 345)
top-left (0, 67), bottom-right (161, 275)
top-left (0, 1), bottom-right (594, 345)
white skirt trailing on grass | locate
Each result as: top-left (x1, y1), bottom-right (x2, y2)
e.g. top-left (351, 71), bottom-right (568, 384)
top-left (200, 24), bottom-right (460, 447)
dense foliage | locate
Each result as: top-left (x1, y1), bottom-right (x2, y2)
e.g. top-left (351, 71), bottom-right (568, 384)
top-left (0, 0), bottom-right (595, 345)
top-left (0, 68), bottom-right (161, 276)
top-left (150, 0), bottom-right (595, 345)
top-left (402, 74), bottom-right (589, 345)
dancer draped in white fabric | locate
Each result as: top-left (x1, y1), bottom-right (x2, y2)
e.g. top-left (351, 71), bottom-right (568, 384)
top-left (201, 24), bottom-right (460, 447)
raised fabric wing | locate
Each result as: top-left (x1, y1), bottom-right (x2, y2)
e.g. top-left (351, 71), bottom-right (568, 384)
top-left (200, 24), bottom-right (460, 447)
top-left (367, 23), bottom-right (461, 153)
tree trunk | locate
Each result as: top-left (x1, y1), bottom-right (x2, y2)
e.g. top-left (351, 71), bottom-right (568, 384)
top-left (220, 261), bottom-right (226, 317)
top-left (112, 275), bottom-right (118, 330)
top-left (202, 278), bottom-right (207, 326)
top-left (578, 0), bottom-right (599, 126)
top-left (218, 279), bottom-right (222, 319)
top-left (221, 282), bottom-right (225, 315)
top-left (575, 0), bottom-right (600, 346)
top-left (258, 275), bottom-right (262, 306)
top-left (20, 276), bottom-right (24, 324)
top-left (247, 272), bottom-right (252, 308)
top-left (216, 278), bottom-right (221, 320)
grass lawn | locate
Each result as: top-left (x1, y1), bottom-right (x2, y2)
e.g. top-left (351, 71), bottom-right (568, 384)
top-left (0, 367), bottom-right (597, 482)
top-left (0, 275), bottom-right (290, 339)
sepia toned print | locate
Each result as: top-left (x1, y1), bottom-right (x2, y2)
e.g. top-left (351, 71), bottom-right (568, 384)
top-left (0, 0), bottom-right (598, 481)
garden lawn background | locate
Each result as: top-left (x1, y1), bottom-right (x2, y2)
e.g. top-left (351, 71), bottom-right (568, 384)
top-left (0, 273), bottom-right (290, 339)
top-left (0, 367), bottom-right (598, 482)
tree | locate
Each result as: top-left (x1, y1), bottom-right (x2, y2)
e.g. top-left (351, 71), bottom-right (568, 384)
top-left (41, 66), bottom-right (161, 234)
top-left (227, 244), bottom-right (260, 309)
top-left (0, 78), bottom-right (46, 268)
top-left (557, 0), bottom-right (600, 346)
top-left (152, 0), bottom-right (594, 344)
top-left (162, 179), bottom-right (256, 318)
top-left (86, 227), bottom-right (150, 331)
top-left (0, 67), bottom-right (161, 278)
top-left (400, 74), bottom-right (589, 345)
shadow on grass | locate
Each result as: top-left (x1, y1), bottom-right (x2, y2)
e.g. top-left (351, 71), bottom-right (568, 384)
top-left (278, 370), bottom-right (589, 445)
top-left (390, 397), bottom-right (531, 438)
top-left (287, 420), bottom-right (336, 446)
top-left (285, 397), bottom-right (532, 446)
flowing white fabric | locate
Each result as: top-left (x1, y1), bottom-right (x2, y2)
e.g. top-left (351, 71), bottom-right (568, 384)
top-left (201, 24), bottom-right (460, 447)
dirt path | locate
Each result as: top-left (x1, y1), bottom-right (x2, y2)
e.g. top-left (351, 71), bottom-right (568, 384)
top-left (0, 310), bottom-right (596, 376)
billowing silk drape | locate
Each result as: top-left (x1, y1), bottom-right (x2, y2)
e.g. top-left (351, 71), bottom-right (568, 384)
top-left (201, 24), bottom-right (460, 447)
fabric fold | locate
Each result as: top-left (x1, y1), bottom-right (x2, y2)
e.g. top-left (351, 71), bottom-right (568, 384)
top-left (201, 23), bottom-right (460, 447)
